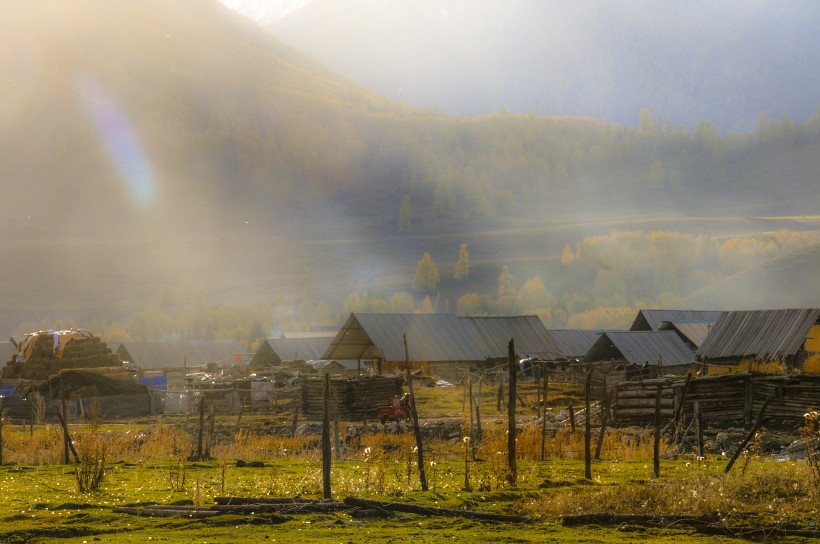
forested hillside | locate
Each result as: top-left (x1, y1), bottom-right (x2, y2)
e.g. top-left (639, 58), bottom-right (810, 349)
top-left (3, 0), bottom-right (820, 342)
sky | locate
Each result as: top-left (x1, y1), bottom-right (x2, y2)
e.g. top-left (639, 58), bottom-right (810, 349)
top-left (221, 0), bottom-right (820, 133)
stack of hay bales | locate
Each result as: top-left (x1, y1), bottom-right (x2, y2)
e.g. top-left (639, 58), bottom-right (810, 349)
top-left (1, 330), bottom-right (122, 381)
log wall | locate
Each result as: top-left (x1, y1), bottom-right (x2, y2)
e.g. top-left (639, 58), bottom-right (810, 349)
top-left (300, 375), bottom-right (403, 419)
top-left (613, 372), bottom-right (820, 425)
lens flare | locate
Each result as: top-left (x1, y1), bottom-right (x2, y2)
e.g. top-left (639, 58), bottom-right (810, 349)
top-left (74, 73), bottom-right (155, 209)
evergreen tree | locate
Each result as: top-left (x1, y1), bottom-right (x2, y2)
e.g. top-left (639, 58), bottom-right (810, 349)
top-left (454, 243), bottom-right (470, 280)
top-left (412, 252), bottom-right (440, 293)
top-left (497, 265), bottom-right (515, 298)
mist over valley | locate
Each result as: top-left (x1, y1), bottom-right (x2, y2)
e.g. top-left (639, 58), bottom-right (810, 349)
top-left (3, 0), bottom-right (820, 341)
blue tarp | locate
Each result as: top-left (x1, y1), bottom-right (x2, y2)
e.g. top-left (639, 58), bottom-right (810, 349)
top-left (0, 385), bottom-right (18, 398)
top-left (140, 375), bottom-right (167, 390)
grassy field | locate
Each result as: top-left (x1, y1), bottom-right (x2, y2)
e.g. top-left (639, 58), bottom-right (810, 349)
top-left (1, 455), bottom-right (818, 543)
top-left (0, 385), bottom-right (818, 543)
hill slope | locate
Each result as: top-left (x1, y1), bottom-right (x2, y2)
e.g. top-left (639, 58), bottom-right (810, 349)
top-left (3, 0), bottom-right (820, 335)
top-left (267, 0), bottom-right (820, 132)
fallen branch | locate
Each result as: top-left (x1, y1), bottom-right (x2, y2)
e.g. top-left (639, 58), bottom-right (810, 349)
top-left (562, 512), bottom-right (820, 539)
top-left (563, 512), bottom-right (719, 526)
top-left (343, 496), bottom-right (531, 523)
top-left (212, 502), bottom-right (351, 514)
top-left (113, 506), bottom-right (222, 518)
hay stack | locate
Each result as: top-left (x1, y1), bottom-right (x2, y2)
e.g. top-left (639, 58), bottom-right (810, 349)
top-left (1, 330), bottom-right (122, 381)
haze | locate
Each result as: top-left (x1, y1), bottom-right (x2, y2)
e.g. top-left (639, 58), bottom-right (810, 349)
top-left (248, 0), bottom-right (820, 133)
top-left (2, 0), bottom-right (820, 342)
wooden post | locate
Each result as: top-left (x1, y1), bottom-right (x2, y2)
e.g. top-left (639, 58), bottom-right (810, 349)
top-left (61, 382), bottom-right (70, 465)
top-left (653, 384), bottom-right (662, 478)
top-left (206, 404), bottom-right (216, 459)
top-left (290, 411), bottom-right (298, 438)
top-left (404, 334), bottom-right (427, 491)
top-left (673, 374), bottom-right (692, 434)
top-left (695, 401), bottom-right (704, 457)
top-left (0, 399), bottom-right (3, 466)
top-left (475, 377), bottom-right (483, 442)
top-left (568, 404), bottom-right (576, 433)
top-left (594, 390), bottom-right (613, 461)
top-left (197, 396), bottom-right (205, 461)
top-left (725, 397), bottom-right (771, 474)
top-left (497, 381), bottom-right (504, 411)
top-left (469, 378), bottom-right (476, 461)
top-left (322, 372), bottom-right (332, 499)
top-left (584, 371), bottom-right (592, 480)
top-left (541, 372), bottom-right (549, 462)
top-left (743, 377), bottom-right (753, 426)
top-left (507, 338), bottom-right (517, 486)
top-left (334, 394), bottom-right (341, 461)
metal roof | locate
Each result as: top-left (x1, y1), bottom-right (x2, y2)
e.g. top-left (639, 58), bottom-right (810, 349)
top-left (269, 337), bottom-right (332, 361)
top-left (657, 320), bottom-right (716, 349)
top-left (322, 313), bottom-right (487, 362)
top-left (466, 315), bottom-right (564, 359)
top-left (695, 308), bottom-right (820, 361)
top-left (586, 331), bottom-right (695, 366)
top-left (547, 329), bottom-right (603, 358)
top-left (630, 309), bottom-right (724, 331)
top-left (117, 340), bottom-right (245, 369)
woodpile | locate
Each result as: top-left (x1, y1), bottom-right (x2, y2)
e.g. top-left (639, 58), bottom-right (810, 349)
top-left (613, 372), bottom-right (820, 425)
top-left (1, 330), bottom-right (122, 381)
top-left (300, 375), bottom-right (403, 419)
top-left (612, 377), bottom-right (676, 420)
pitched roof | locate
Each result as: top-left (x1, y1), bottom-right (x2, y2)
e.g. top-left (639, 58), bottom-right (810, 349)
top-left (323, 313), bottom-right (486, 362)
top-left (630, 309), bottom-right (724, 331)
top-left (116, 340), bottom-right (245, 369)
top-left (0, 341), bottom-right (19, 368)
top-left (657, 320), bottom-right (715, 349)
top-left (547, 329), bottom-right (602, 358)
top-left (269, 336), bottom-right (333, 361)
top-left (466, 315), bottom-right (564, 359)
top-left (695, 308), bottom-right (820, 361)
top-left (586, 331), bottom-right (695, 366)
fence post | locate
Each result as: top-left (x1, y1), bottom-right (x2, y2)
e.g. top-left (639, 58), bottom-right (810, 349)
top-left (653, 384), bottom-right (662, 478)
top-left (507, 339), bottom-right (517, 486)
top-left (404, 334), bottom-right (428, 491)
top-left (322, 373), bottom-right (332, 499)
top-left (584, 371), bottom-right (592, 480)
top-left (541, 371), bottom-right (549, 461)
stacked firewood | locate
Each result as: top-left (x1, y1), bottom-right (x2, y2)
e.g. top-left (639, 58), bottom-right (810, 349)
top-left (613, 372), bottom-right (820, 424)
top-left (300, 375), bottom-right (403, 418)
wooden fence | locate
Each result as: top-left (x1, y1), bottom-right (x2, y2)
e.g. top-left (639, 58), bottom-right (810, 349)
top-left (612, 372), bottom-right (820, 425)
top-left (300, 375), bottom-right (403, 419)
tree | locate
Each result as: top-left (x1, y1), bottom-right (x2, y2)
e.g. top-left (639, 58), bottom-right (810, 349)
top-left (497, 265), bottom-right (515, 298)
top-left (412, 252), bottom-right (440, 293)
top-left (561, 243), bottom-right (575, 267)
top-left (639, 108), bottom-right (656, 132)
top-left (397, 194), bottom-right (413, 232)
top-left (453, 243), bottom-right (470, 280)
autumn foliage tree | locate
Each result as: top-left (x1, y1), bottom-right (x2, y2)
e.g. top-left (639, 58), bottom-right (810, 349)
top-left (454, 243), bottom-right (470, 280)
top-left (412, 252), bottom-right (440, 293)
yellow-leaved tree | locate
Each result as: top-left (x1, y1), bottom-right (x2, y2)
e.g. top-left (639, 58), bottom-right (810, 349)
top-left (412, 252), bottom-right (440, 293)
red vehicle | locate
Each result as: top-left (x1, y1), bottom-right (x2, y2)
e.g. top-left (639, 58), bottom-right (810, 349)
top-left (376, 394), bottom-right (411, 424)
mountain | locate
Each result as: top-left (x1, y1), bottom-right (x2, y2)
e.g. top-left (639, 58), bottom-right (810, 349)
top-left (265, 0), bottom-right (820, 133)
top-left (3, 0), bottom-right (820, 337)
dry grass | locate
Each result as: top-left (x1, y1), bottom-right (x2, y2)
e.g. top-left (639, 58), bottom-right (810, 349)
top-left (804, 354), bottom-right (820, 374)
top-left (736, 358), bottom-right (787, 374)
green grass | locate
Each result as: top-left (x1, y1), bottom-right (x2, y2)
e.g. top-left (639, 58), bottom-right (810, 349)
top-left (0, 387), bottom-right (816, 543)
top-left (0, 455), bottom-right (817, 543)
